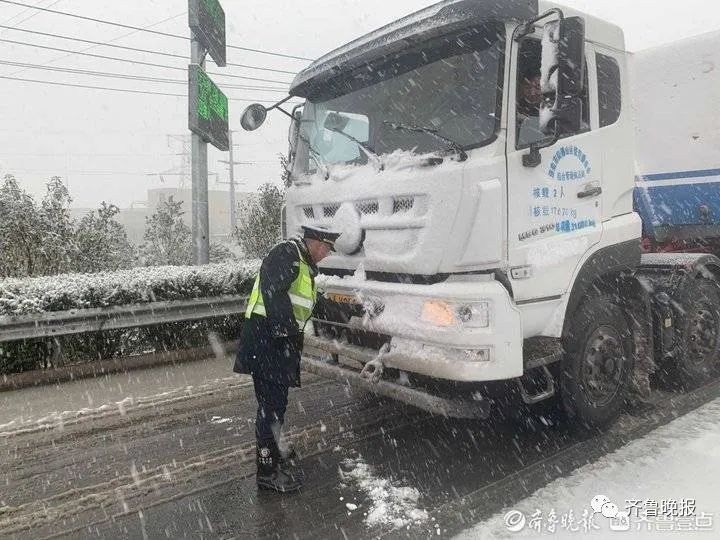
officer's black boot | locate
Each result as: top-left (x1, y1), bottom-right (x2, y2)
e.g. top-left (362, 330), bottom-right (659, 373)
top-left (278, 446), bottom-right (305, 481)
top-left (256, 444), bottom-right (303, 493)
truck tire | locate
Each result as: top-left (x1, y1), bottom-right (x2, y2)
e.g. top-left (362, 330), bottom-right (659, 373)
top-left (670, 278), bottom-right (720, 386)
top-left (561, 295), bottom-right (634, 430)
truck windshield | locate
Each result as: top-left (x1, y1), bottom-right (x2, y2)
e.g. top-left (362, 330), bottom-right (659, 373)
top-left (293, 23), bottom-right (505, 176)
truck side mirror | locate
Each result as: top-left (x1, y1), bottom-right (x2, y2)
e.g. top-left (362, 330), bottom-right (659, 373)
top-left (240, 103), bottom-right (268, 131)
top-left (539, 16), bottom-right (586, 136)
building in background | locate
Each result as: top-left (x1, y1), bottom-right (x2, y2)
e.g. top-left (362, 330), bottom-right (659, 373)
top-left (73, 188), bottom-right (259, 247)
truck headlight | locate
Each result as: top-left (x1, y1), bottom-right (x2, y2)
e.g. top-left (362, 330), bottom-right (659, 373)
top-left (464, 347), bottom-right (492, 362)
top-left (456, 302), bottom-right (490, 328)
top-left (420, 300), bottom-right (455, 327)
top-left (420, 300), bottom-right (490, 328)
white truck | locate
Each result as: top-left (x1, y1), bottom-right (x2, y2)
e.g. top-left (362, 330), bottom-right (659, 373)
top-left (240, 0), bottom-right (720, 429)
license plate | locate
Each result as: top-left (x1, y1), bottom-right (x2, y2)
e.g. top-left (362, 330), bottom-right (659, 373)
top-left (328, 293), bottom-right (360, 305)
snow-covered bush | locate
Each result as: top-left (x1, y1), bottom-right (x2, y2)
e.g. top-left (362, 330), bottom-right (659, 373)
top-left (0, 175), bottom-right (136, 278)
top-left (236, 183), bottom-right (284, 258)
top-left (0, 261), bottom-right (260, 374)
top-left (0, 261), bottom-right (259, 316)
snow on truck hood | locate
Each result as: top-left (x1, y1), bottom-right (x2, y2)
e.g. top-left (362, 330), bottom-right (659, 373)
top-left (286, 150), bottom-right (471, 276)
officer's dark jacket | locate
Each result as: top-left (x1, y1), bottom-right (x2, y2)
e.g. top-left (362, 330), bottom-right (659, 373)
top-left (234, 237), bottom-right (318, 387)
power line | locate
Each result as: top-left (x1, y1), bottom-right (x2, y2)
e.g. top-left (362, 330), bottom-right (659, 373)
top-left (0, 151), bottom-right (281, 163)
top-left (0, 25), bottom-right (299, 74)
top-left (1, 0), bottom-right (63, 28)
top-left (0, 0), bottom-right (54, 25)
top-left (3, 0), bottom-right (62, 26)
top-left (0, 59), bottom-right (290, 92)
top-left (0, 152), bottom-right (182, 157)
top-left (2, 167), bottom-right (171, 176)
top-left (0, 24), bottom-right (187, 58)
top-left (0, 74), bottom-right (302, 103)
top-left (0, 0), bottom-right (313, 61)
top-left (0, 37), bottom-right (293, 85)
top-left (2, 12), bottom-right (186, 80)
top-left (0, 74), bottom-right (186, 97)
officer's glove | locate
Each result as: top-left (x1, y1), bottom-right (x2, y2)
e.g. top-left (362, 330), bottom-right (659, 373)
top-left (269, 321), bottom-right (300, 339)
top-left (270, 328), bottom-right (290, 338)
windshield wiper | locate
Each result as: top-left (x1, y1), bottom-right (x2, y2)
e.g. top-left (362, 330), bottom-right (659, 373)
top-left (324, 125), bottom-right (384, 170)
top-left (383, 121), bottom-right (468, 162)
top-left (298, 133), bottom-right (331, 180)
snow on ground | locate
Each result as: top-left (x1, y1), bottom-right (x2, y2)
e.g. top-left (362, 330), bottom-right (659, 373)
top-left (0, 354), bottom-right (246, 436)
top-left (0, 375), bottom-right (251, 437)
top-left (210, 415), bottom-right (234, 425)
top-left (455, 398), bottom-right (720, 539)
top-left (339, 453), bottom-right (432, 532)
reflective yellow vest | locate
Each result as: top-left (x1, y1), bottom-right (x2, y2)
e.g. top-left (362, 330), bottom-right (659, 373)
top-left (245, 241), bottom-right (317, 329)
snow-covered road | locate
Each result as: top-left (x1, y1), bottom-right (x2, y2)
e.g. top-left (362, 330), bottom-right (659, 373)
top-left (456, 398), bottom-right (720, 538)
top-left (1, 353), bottom-right (719, 539)
top-left (0, 357), bottom-right (238, 433)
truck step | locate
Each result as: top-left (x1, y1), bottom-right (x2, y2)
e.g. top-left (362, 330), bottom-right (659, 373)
top-left (517, 365), bottom-right (556, 405)
top-left (302, 355), bottom-right (490, 419)
top-left (524, 336), bottom-right (565, 370)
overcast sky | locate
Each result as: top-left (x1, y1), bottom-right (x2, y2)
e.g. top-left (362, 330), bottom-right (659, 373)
top-left (0, 0), bottom-right (719, 209)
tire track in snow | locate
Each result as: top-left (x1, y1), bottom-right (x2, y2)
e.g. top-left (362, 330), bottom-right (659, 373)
top-left (0, 376), bottom-right (254, 438)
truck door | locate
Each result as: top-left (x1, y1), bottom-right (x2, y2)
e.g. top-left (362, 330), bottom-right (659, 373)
top-left (506, 34), bottom-right (603, 302)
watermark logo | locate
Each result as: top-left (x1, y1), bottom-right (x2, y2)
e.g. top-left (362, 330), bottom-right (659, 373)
top-left (502, 495), bottom-right (713, 534)
top-left (503, 510), bottom-right (527, 533)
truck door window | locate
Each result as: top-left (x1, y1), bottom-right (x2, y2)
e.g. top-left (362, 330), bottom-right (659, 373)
top-left (597, 53), bottom-right (622, 127)
top-left (516, 37), bottom-right (589, 149)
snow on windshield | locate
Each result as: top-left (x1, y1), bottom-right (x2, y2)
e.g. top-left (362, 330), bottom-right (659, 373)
top-left (292, 23), bottom-right (504, 176)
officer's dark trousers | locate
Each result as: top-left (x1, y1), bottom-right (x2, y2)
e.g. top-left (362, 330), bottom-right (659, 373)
top-left (253, 376), bottom-right (289, 452)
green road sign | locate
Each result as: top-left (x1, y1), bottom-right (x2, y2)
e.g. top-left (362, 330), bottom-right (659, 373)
top-left (189, 64), bottom-right (229, 151)
top-left (188, 0), bottom-right (226, 67)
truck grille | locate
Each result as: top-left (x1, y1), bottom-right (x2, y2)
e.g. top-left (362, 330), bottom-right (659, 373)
top-left (323, 204), bottom-right (340, 218)
top-left (313, 299), bottom-right (390, 351)
top-left (356, 200), bottom-right (379, 215)
top-left (393, 196), bottom-right (414, 214)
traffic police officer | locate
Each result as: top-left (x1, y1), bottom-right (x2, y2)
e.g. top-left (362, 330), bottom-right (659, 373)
top-left (234, 224), bottom-right (340, 493)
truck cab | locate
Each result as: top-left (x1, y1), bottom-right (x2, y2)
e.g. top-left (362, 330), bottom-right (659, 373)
top-left (240, 0), bottom-right (720, 428)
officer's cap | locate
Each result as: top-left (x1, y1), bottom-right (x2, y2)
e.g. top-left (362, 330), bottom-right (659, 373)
top-left (301, 225), bottom-right (341, 251)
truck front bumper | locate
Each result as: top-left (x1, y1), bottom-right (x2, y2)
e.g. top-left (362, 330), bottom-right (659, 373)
top-left (316, 277), bottom-right (523, 382)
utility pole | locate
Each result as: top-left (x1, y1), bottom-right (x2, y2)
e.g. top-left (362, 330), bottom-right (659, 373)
top-left (65, 153), bottom-right (71, 194)
top-left (166, 134), bottom-right (191, 189)
top-left (217, 130), bottom-right (252, 236)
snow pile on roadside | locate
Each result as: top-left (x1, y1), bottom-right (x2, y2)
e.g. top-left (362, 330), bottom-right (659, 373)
top-left (339, 455), bottom-right (429, 530)
top-left (455, 398), bottom-right (720, 539)
top-left (0, 260), bottom-right (259, 316)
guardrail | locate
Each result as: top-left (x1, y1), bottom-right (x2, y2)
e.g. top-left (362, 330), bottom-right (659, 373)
top-left (0, 295), bottom-right (249, 343)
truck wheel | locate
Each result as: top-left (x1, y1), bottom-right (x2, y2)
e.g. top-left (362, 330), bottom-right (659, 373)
top-left (561, 295), bottom-right (634, 430)
top-left (671, 278), bottom-right (720, 386)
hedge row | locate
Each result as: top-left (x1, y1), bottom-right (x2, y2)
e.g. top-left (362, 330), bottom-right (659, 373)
top-left (0, 261), bottom-right (260, 316)
top-left (0, 262), bottom-right (260, 375)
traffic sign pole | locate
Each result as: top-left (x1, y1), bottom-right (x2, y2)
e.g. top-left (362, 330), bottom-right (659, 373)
top-left (228, 129), bottom-right (237, 235)
top-left (191, 35), bottom-right (210, 265)
top-left (188, 0), bottom-right (227, 265)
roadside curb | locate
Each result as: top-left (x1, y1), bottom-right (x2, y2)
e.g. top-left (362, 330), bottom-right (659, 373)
top-left (0, 342), bottom-right (240, 393)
